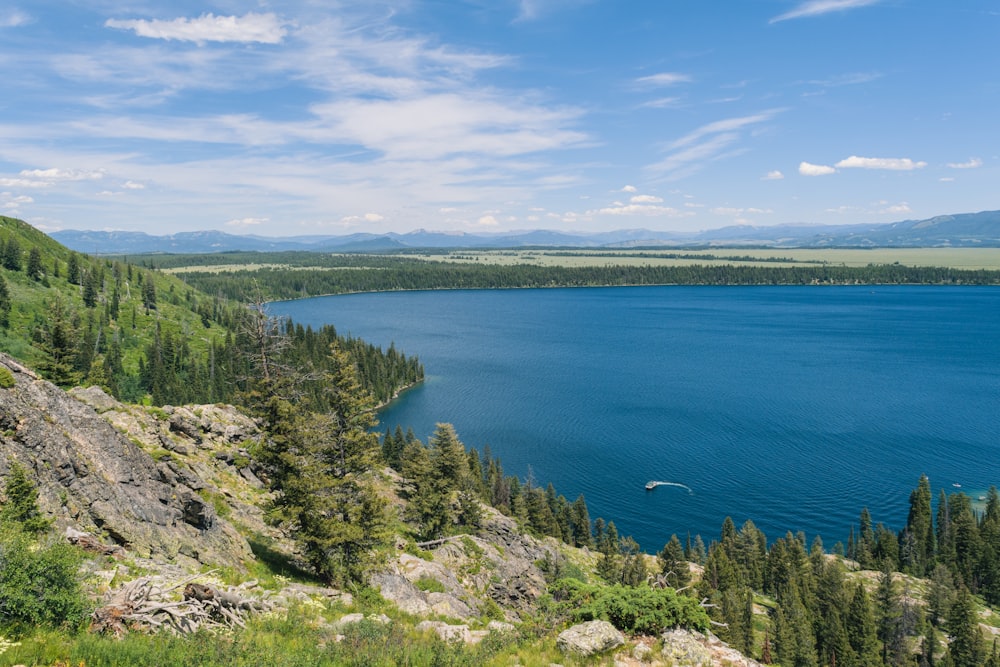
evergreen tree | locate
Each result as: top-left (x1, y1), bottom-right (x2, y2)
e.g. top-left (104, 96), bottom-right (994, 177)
top-left (66, 252), bottom-right (80, 284)
top-left (947, 586), bottom-right (984, 667)
top-left (82, 269), bottom-right (99, 308)
top-left (25, 246), bottom-right (42, 280)
top-left (259, 343), bottom-right (390, 584)
top-left (2, 237), bottom-right (21, 271)
top-left (979, 487), bottom-right (1000, 605)
top-left (570, 494), bottom-right (593, 548)
top-left (0, 462), bottom-right (52, 534)
top-left (814, 557), bottom-right (851, 667)
top-left (142, 272), bottom-right (157, 311)
top-left (927, 563), bottom-right (956, 627)
top-left (35, 296), bottom-right (79, 386)
top-left (0, 273), bottom-right (11, 328)
top-left (845, 582), bottom-right (880, 667)
top-left (596, 521), bottom-right (622, 583)
top-left (657, 534), bottom-right (691, 589)
top-left (876, 561), bottom-right (906, 667)
top-left (619, 535), bottom-right (647, 586)
top-left (904, 474), bottom-right (935, 575)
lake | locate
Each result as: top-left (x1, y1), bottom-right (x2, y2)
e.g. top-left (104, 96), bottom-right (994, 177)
top-left (272, 286), bottom-right (1000, 552)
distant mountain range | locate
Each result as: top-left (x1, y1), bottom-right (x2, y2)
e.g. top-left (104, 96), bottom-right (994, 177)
top-left (50, 210), bottom-right (1000, 254)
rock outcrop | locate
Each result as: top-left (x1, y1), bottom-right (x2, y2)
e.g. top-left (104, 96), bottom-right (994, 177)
top-left (371, 506), bottom-right (560, 622)
top-left (0, 353), bottom-right (252, 567)
top-left (556, 620), bottom-right (625, 657)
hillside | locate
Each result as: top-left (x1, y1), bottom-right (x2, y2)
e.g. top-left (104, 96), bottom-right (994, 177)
top-left (49, 210), bottom-right (1000, 253)
top-left (0, 216), bottom-right (422, 406)
top-left (2, 351), bottom-right (1000, 666)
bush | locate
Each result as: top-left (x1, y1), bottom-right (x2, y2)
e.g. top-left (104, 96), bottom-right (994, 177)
top-left (550, 578), bottom-right (710, 635)
top-left (0, 528), bottom-right (90, 629)
top-left (0, 367), bottom-right (15, 389)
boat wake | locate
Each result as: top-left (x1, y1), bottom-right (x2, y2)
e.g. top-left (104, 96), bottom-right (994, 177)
top-left (645, 481), bottom-right (694, 494)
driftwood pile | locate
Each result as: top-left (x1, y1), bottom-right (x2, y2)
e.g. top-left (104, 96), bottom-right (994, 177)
top-left (91, 572), bottom-right (271, 637)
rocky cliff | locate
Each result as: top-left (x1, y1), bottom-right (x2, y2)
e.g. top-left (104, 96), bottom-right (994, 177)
top-left (0, 353), bottom-right (254, 567)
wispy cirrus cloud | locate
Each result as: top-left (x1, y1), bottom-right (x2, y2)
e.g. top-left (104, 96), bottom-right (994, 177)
top-left (647, 110), bottom-right (782, 179)
top-left (635, 72), bottom-right (692, 88)
top-left (105, 13), bottom-right (287, 45)
top-left (770, 0), bottom-right (881, 23)
top-left (835, 155), bottom-right (926, 170)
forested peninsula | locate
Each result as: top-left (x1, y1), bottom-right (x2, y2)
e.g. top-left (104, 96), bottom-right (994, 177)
top-left (2, 214), bottom-right (1000, 667)
top-left (158, 254), bottom-right (1000, 302)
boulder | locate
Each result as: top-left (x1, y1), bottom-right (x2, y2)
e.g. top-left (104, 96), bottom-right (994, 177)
top-left (556, 620), bottom-right (625, 657)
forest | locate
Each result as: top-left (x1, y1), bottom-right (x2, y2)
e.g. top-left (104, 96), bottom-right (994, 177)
top-left (171, 259), bottom-right (1000, 302)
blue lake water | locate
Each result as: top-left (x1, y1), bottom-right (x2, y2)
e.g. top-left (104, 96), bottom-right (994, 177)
top-left (272, 286), bottom-right (1000, 552)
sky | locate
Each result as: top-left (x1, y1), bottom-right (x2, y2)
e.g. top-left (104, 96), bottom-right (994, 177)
top-left (0, 1), bottom-right (997, 237)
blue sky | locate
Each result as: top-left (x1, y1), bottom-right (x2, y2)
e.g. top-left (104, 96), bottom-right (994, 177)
top-left (0, 1), bottom-right (997, 236)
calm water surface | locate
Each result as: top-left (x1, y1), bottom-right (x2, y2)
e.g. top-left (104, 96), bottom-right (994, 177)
top-left (273, 286), bottom-right (1000, 551)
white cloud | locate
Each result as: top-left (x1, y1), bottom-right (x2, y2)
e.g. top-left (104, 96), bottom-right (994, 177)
top-left (477, 215), bottom-right (499, 226)
top-left (621, 185), bottom-right (638, 193)
top-left (763, 170), bottom-right (784, 180)
top-left (799, 161), bottom-right (836, 176)
top-left (123, 180), bottom-right (146, 189)
top-left (947, 158), bottom-right (982, 169)
top-left (835, 155), bottom-right (926, 170)
top-left (226, 217), bottom-right (267, 226)
top-left (939, 177), bottom-right (955, 182)
top-left (770, 0), bottom-right (881, 23)
top-left (630, 194), bottom-right (663, 203)
top-left (635, 72), bottom-right (692, 87)
top-left (20, 167), bottom-right (105, 181)
top-left (880, 202), bottom-right (911, 214)
top-left (1, 9), bottom-right (30, 28)
top-left (364, 212), bottom-right (384, 222)
top-left (0, 178), bottom-right (50, 188)
top-left (2, 194), bottom-right (33, 210)
top-left (589, 203), bottom-right (692, 217)
top-left (105, 13), bottom-right (287, 45)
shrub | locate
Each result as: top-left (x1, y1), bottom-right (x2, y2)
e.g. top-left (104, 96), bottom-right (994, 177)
top-left (0, 367), bottom-right (15, 389)
top-left (414, 575), bottom-right (446, 593)
top-left (0, 529), bottom-right (90, 629)
top-left (550, 579), bottom-right (710, 635)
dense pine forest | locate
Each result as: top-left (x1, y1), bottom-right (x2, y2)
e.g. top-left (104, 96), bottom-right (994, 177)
top-left (168, 258), bottom-right (1000, 302)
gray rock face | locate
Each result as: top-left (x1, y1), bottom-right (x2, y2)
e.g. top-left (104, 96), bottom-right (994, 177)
top-left (661, 629), bottom-right (766, 667)
top-left (0, 354), bottom-right (251, 567)
top-left (556, 620), bottom-right (625, 657)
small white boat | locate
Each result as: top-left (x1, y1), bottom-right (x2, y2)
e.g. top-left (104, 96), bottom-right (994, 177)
top-left (953, 483), bottom-right (962, 488)
top-left (645, 481), bottom-right (656, 490)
